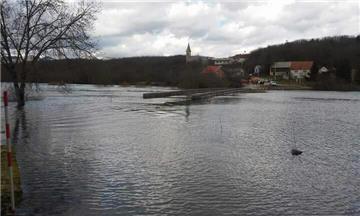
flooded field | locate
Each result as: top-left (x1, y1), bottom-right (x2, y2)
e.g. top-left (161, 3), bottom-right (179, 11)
top-left (2, 85), bottom-right (360, 215)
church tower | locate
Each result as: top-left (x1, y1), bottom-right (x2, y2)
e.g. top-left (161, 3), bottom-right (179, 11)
top-left (186, 43), bottom-right (191, 63)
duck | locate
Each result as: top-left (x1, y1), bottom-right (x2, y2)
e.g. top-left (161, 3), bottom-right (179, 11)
top-left (291, 149), bottom-right (303, 156)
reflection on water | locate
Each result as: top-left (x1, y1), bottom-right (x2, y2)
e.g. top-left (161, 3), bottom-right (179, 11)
top-left (3, 85), bottom-right (360, 215)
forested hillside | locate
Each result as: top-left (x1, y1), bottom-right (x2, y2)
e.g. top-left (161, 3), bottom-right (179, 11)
top-left (244, 35), bottom-right (360, 81)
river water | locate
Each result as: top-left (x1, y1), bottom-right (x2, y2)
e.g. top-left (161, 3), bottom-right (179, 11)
top-left (3, 85), bottom-right (360, 215)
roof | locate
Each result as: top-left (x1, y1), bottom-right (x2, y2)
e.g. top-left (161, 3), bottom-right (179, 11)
top-left (272, 61), bottom-right (291, 68)
top-left (202, 66), bottom-right (224, 78)
top-left (290, 61), bottom-right (313, 70)
top-left (233, 54), bottom-right (249, 59)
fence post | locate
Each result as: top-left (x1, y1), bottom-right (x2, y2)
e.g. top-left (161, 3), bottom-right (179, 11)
top-left (3, 91), bottom-right (15, 211)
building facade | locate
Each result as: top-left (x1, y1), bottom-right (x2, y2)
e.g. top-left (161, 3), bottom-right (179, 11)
top-left (290, 61), bottom-right (313, 80)
top-left (270, 61), bottom-right (291, 79)
top-left (270, 61), bottom-right (313, 80)
top-left (213, 58), bottom-right (234, 65)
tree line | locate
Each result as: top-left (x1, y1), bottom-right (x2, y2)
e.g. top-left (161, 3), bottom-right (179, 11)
top-left (1, 56), bottom-right (231, 88)
top-left (3, 35), bottom-right (358, 88)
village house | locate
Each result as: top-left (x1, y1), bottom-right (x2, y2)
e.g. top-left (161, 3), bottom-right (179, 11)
top-left (213, 57), bottom-right (234, 65)
top-left (318, 66), bottom-right (337, 75)
top-left (290, 61), bottom-right (313, 80)
top-left (253, 65), bottom-right (262, 76)
top-left (317, 66), bottom-right (337, 81)
top-left (270, 61), bottom-right (313, 80)
top-left (270, 61), bottom-right (291, 79)
top-left (213, 54), bottom-right (249, 66)
top-left (202, 66), bottom-right (225, 79)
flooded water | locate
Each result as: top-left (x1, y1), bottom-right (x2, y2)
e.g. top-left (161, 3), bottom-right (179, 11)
top-left (2, 85), bottom-right (360, 215)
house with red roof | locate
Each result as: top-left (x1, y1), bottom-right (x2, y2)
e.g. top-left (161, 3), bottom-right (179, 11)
top-left (202, 66), bottom-right (225, 79)
top-left (270, 61), bottom-right (314, 80)
top-left (290, 61), bottom-right (313, 80)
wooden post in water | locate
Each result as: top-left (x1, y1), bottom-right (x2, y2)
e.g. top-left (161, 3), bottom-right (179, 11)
top-left (3, 91), bottom-right (15, 211)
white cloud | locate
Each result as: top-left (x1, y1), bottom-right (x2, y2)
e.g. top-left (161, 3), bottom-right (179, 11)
top-left (91, 0), bottom-right (359, 58)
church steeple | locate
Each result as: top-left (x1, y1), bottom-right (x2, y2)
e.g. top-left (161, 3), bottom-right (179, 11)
top-left (186, 43), bottom-right (191, 53)
top-left (186, 43), bottom-right (191, 63)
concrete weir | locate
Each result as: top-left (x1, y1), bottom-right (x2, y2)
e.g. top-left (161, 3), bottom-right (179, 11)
top-left (143, 88), bottom-right (265, 103)
top-left (143, 88), bottom-right (226, 99)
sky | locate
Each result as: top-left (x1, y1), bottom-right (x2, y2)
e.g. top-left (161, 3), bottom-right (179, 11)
top-left (90, 0), bottom-right (360, 58)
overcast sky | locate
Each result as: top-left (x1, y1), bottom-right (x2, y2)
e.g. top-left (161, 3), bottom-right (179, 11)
top-left (90, 0), bottom-right (360, 58)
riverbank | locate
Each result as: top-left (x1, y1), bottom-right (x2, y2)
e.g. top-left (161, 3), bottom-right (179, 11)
top-left (1, 145), bottom-right (22, 214)
top-left (260, 85), bottom-right (313, 90)
top-left (252, 77), bottom-right (360, 91)
top-left (256, 83), bottom-right (360, 91)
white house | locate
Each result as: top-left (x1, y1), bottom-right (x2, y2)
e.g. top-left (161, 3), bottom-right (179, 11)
top-left (289, 61), bottom-right (313, 80)
top-left (213, 57), bottom-right (234, 65)
top-left (318, 66), bottom-right (329, 74)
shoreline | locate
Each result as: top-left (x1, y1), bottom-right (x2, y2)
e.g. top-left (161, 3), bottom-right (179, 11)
top-left (2, 81), bottom-right (359, 92)
top-left (252, 84), bottom-right (360, 91)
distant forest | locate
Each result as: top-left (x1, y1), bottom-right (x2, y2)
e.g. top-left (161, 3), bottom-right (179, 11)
top-left (244, 35), bottom-right (360, 82)
top-left (1, 55), bottom-right (194, 86)
top-left (2, 35), bottom-right (360, 86)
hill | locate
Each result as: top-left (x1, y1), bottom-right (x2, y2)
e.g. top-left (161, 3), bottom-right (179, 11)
top-left (244, 35), bottom-right (360, 82)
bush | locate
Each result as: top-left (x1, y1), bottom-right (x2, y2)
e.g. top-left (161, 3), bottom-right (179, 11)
top-left (199, 73), bottom-right (229, 88)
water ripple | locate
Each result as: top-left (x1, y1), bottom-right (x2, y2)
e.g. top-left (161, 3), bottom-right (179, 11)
top-left (7, 86), bottom-right (360, 216)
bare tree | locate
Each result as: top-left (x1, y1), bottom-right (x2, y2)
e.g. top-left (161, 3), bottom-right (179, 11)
top-left (1, 0), bottom-right (99, 107)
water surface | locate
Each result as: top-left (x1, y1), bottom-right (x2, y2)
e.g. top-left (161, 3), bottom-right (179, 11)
top-left (3, 85), bottom-right (360, 215)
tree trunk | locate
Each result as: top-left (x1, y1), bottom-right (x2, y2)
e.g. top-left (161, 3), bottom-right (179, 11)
top-left (15, 61), bottom-right (28, 108)
top-left (7, 65), bottom-right (26, 108)
top-left (14, 85), bottom-right (25, 108)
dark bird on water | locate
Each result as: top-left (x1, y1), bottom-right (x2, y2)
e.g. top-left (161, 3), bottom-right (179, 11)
top-left (291, 149), bottom-right (303, 156)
